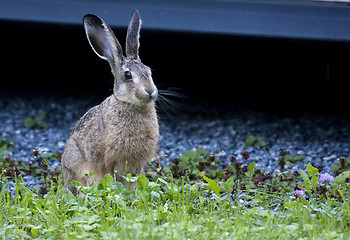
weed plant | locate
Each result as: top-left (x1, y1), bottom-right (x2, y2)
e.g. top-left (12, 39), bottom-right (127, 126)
top-left (23, 112), bottom-right (47, 130)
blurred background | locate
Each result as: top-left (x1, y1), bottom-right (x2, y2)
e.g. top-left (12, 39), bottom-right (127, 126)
top-left (1, 0), bottom-right (350, 114)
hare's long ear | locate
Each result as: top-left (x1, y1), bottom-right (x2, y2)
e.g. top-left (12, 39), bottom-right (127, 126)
top-left (126, 10), bottom-right (141, 60)
top-left (84, 14), bottom-right (124, 76)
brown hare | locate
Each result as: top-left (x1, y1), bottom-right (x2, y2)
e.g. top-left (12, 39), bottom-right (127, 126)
top-left (61, 10), bottom-right (159, 195)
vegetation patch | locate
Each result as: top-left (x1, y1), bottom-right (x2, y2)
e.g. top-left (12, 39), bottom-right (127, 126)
top-left (23, 112), bottom-right (48, 130)
top-left (245, 135), bottom-right (267, 148)
top-left (0, 145), bottom-right (349, 239)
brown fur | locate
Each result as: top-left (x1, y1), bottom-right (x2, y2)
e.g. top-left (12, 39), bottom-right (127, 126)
top-left (61, 11), bottom-right (159, 195)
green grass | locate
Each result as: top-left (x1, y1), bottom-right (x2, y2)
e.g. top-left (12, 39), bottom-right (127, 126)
top-left (0, 149), bottom-right (350, 239)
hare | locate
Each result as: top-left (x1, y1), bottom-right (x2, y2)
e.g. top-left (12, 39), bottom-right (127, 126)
top-left (61, 10), bottom-right (159, 195)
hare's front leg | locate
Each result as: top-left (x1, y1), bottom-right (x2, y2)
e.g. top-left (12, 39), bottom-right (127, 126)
top-left (114, 166), bottom-right (143, 191)
top-left (62, 165), bottom-right (78, 195)
top-left (73, 167), bottom-right (110, 197)
top-left (77, 164), bottom-right (112, 187)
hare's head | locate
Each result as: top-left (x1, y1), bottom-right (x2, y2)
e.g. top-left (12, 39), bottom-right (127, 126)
top-left (84, 10), bottom-right (157, 107)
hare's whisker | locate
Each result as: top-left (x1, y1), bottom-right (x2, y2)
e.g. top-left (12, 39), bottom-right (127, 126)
top-left (157, 89), bottom-right (187, 116)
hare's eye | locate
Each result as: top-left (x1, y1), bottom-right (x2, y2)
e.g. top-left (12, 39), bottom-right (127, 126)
top-left (125, 71), bottom-right (132, 81)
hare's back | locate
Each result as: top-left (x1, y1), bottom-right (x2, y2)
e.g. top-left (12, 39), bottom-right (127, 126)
top-left (69, 102), bottom-right (107, 144)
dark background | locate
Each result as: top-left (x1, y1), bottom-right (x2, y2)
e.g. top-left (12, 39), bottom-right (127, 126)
top-left (1, 20), bottom-right (350, 115)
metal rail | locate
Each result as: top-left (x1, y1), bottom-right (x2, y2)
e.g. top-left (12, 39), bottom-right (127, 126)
top-left (0, 0), bottom-right (350, 41)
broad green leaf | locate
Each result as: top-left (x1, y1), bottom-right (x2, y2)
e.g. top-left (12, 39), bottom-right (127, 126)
top-left (137, 174), bottom-right (148, 189)
top-left (124, 174), bottom-right (137, 183)
top-left (97, 174), bottom-right (113, 191)
top-left (151, 191), bottom-right (160, 200)
top-left (71, 180), bottom-right (83, 188)
top-left (209, 169), bottom-right (217, 178)
top-left (293, 155), bottom-right (306, 162)
top-left (257, 140), bottom-right (267, 147)
top-left (311, 175), bottom-right (319, 193)
top-left (346, 158), bottom-right (350, 164)
top-left (249, 162), bottom-right (256, 175)
top-left (300, 170), bottom-right (311, 192)
top-left (84, 171), bottom-right (95, 177)
top-left (245, 135), bottom-right (257, 147)
top-left (220, 176), bottom-right (234, 193)
top-left (306, 163), bottom-right (319, 193)
top-left (306, 163), bottom-right (319, 176)
top-left (196, 149), bottom-right (209, 156)
top-left (36, 111), bottom-right (46, 121)
top-left (23, 117), bottom-right (37, 129)
top-left (147, 182), bottom-right (160, 191)
top-left (330, 164), bottom-right (341, 173)
top-left (120, 189), bottom-right (131, 200)
top-left (245, 135), bottom-right (266, 148)
top-left (203, 175), bottom-right (221, 198)
top-left (23, 114), bottom-right (47, 130)
top-left (183, 150), bottom-right (196, 159)
top-left (284, 155), bottom-right (293, 162)
top-left (334, 171), bottom-right (350, 185)
top-left (111, 181), bottom-right (124, 193)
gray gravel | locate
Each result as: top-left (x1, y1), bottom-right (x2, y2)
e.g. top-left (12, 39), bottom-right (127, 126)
top-left (1, 94), bottom-right (349, 187)
top-left (159, 104), bottom-right (350, 172)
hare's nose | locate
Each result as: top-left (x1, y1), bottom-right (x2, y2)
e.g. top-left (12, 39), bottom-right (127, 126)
top-left (146, 89), bottom-right (158, 100)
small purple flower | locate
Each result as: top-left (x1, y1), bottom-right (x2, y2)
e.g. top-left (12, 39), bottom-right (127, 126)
top-left (293, 189), bottom-right (306, 198)
top-left (319, 173), bottom-right (334, 183)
